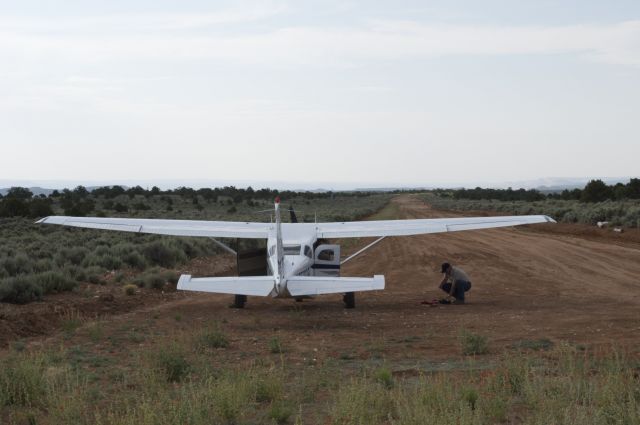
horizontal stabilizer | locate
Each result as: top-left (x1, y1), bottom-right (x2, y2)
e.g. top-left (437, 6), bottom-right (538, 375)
top-left (177, 275), bottom-right (275, 296)
top-left (286, 275), bottom-right (385, 296)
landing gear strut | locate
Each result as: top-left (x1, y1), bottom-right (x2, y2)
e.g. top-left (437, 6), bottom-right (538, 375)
top-left (232, 294), bottom-right (247, 309)
top-left (343, 292), bottom-right (355, 309)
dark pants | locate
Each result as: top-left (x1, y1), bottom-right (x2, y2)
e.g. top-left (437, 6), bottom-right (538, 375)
top-left (441, 280), bottom-right (472, 302)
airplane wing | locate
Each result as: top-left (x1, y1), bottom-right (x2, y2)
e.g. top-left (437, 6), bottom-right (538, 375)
top-left (310, 215), bottom-right (555, 238)
top-left (36, 216), bottom-right (273, 238)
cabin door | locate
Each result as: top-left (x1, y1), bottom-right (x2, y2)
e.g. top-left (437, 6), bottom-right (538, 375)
top-left (312, 244), bottom-right (341, 277)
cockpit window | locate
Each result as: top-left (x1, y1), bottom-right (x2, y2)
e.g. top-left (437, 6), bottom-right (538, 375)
top-left (283, 245), bottom-right (301, 255)
top-left (317, 249), bottom-right (335, 261)
top-left (303, 245), bottom-right (312, 258)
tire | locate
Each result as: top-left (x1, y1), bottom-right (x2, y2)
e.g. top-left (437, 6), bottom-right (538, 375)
top-left (232, 294), bottom-right (247, 309)
top-left (343, 292), bottom-right (355, 309)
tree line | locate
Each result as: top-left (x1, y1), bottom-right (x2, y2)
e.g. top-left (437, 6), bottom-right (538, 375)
top-left (434, 179), bottom-right (640, 203)
top-left (0, 185), bottom-right (398, 218)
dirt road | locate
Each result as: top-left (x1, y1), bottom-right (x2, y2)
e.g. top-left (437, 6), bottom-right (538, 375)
top-left (4, 195), bottom-right (640, 362)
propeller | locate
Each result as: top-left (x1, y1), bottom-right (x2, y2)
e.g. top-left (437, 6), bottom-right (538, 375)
top-left (289, 205), bottom-right (298, 223)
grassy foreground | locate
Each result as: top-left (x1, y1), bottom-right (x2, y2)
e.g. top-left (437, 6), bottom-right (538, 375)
top-left (1, 317), bottom-right (638, 424)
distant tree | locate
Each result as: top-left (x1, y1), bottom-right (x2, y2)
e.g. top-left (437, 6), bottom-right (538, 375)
top-left (151, 186), bottom-right (161, 195)
top-left (114, 202), bottom-right (128, 213)
top-left (613, 183), bottom-right (627, 200)
top-left (73, 185), bottom-right (89, 198)
top-left (581, 179), bottom-right (612, 203)
top-left (63, 199), bottom-right (95, 216)
top-left (627, 178), bottom-right (640, 199)
top-left (28, 198), bottom-right (53, 218)
top-left (0, 198), bottom-right (29, 217)
top-left (6, 187), bottom-right (33, 199)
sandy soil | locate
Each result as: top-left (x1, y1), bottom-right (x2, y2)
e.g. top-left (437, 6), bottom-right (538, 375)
top-left (2, 195), bottom-right (640, 364)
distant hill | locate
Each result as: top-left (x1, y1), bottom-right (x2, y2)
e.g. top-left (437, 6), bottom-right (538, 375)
top-left (0, 187), bottom-right (55, 197)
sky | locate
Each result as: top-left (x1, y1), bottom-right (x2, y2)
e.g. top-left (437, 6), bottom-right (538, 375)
top-left (1, 0), bottom-right (639, 189)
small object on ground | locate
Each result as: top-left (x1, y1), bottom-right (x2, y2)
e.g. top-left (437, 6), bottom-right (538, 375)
top-left (597, 221), bottom-right (609, 228)
top-left (438, 298), bottom-right (452, 305)
top-left (613, 227), bottom-right (623, 233)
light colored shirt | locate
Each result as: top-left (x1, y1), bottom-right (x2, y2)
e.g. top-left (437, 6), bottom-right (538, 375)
top-left (449, 266), bottom-right (470, 283)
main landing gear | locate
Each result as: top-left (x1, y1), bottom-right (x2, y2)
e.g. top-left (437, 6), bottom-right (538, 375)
top-left (343, 292), bottom-right (355, 309)
top-left (232, 294), bottom-right (247, 309)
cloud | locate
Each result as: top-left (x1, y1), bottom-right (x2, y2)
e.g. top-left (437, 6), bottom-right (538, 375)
top-left (1, 15), bottom-right (640, 67)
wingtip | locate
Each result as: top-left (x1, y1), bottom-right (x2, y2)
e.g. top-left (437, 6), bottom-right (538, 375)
top-left (545, 215), bottom-right (557, 224)
top-left (177, 274), bottom-right (192, 290)
top-left (35, 217), bottom-right (49, 224)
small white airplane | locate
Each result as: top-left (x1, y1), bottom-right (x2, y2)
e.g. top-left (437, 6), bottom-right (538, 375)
top-left (38, 197), bottom-right (555, 308)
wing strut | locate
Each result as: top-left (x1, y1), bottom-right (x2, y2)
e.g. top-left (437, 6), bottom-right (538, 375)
top-left (340, 236), bottom-right (386, 265)
top-left (210, 238), bottom-right (237, 255)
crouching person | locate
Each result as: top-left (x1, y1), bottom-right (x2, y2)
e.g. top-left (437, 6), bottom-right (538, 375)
top-left (439, 262), bottom-right (472, 304)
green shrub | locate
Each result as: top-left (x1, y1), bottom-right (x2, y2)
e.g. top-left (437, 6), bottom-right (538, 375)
top-left (122, 251), bottom-right (146, 269)
top-left (35, 271), bottom-right (77, 293)
top-left (460, 331), bottom-right (489, 355)
top-left (374, 367), bottom-right (394, 389)
top-left (85, 266), bottom-right (106, 284)
top-left (143, 241), bottom-right (186, 268)
top-left (0, 254), bottom-right (33, 276)
top-left (154, 346), bottom-right (191, 383)
top-left (461, 387), bottom-right (479, 410)
top-left (0, 353), bottom-right (47, 407)
top-left (0, 276), bottom-right (43, 304)
top-left (268, 401), bottom-right (294, 424)
top-left (123, 284), bottom-right (137, 295)
top-left (255, 373), bottom-right (283, 403)
top-left (269, 336), bottom-right (284, 354)
top-left (197, 328), bottom-right (229, 350)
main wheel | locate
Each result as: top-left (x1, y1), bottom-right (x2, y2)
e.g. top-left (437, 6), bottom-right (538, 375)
top-left (343, 292), bottom-right (355, 309)
top-left (232, 294), bottom-right (247, 309)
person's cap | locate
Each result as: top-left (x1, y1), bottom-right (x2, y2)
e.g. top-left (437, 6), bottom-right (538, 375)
top-left (441, 262), bottom-right (451, 273)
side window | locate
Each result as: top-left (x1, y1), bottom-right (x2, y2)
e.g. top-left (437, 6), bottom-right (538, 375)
top-left (317, 249), bottom-right (334, 261)
top-left (303, 245), bottom-right (312, 258)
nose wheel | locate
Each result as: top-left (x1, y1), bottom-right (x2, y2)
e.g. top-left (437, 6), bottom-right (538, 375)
top-left (343, 292), bottom-right (355, 309)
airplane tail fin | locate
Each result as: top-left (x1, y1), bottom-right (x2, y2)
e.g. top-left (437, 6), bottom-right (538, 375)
top-left (286, 275), bottom-right (385, 296)
top-left (177, 275), bottom-right (275, 296)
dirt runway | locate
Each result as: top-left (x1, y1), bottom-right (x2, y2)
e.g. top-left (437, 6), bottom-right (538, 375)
top-left (123, 194), bottom-right (640, 363)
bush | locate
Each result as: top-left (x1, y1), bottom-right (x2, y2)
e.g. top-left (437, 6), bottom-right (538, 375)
top-left (374, 367), bottom-right (394, 389)
top-left (0, 276), bottom-right (43, 304)
top-left (0, 254), bottom-right (33, 276)
top-left (460, 331), bottom-right (489, 355)
top-left (255, 373), bottom-right (283, 403)
top-left (269, 337), bottom-right (284, 354)
top-left (35, 271), bottom-right (77, 293)
top-left (154, 346), bottom-right (190, 383)
top-left (268, 401), bottom-right (293, 424)
top-left (0, 353), bottom-right (47, 407)
top-left (123, 284), bottom-right (137, 295)
top-left (197, 328), bottom-right (229, 350)
top-left (143, 241), bottom-right (186, 268)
